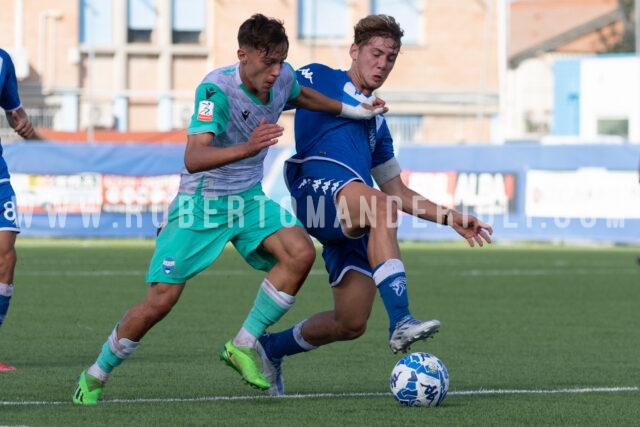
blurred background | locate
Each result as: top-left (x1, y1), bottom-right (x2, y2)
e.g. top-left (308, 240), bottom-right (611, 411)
top-left (1, 0), bottom-right (638, 144)
top-left (0, 0), bottom-right (638, 244)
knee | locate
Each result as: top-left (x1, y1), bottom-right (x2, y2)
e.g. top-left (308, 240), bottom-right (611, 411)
top-left (145, 285), bottom-right (180, 319)
top-left (295, 240), bottom-right (316, 269)
top-left (336, 320), bottom-right (367, 341)
top-left (286, 237), bottom-right (316, 272)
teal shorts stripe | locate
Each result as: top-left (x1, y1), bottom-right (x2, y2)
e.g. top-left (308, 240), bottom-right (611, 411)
top-left (145, 183), bottom-right (301, 284)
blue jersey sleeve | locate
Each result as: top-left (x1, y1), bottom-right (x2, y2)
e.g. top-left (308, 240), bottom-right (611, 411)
top-left (371, 115), bottom-right (396, 168)
top-left (0, 49), bottom-right (22, 112)
top-left (296, 63), bottom-right (343, 100)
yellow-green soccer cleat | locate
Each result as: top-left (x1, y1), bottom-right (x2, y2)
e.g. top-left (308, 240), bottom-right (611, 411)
top-left (73, 370), bottom-right (104, 405)
top-left (219, 340), bottom-right (270, 390)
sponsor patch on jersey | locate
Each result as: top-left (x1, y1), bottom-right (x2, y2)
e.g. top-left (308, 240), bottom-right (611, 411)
top-left (162, 257), bottom-right (175, 275)
top-left (197, 100), bottom-right (214, 121)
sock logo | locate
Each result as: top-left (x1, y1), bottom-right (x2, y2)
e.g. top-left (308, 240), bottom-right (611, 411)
top-left (391, 279), bottom-right (406, 296)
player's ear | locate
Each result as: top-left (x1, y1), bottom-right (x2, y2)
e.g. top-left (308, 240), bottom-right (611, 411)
top-left (349, 43), bottom-right (359, 61)
top-left (237, 48), bottom-right (247, 64)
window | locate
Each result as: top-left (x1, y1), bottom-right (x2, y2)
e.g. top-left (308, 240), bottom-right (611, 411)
top-left (597, 118), bottom-right (628, 139)
top-left (128, 0), bottom-right (157, 43)
top-left (298, 0), bottom-right (348, 39)
top-left (172, 0), bottom-right (205, 44)
top-left (79, 0), bottom-right (112, 46)
top-left (371, 0), bottom-right (421, 45)
top-left (385, 115), bottom-right (423, 144)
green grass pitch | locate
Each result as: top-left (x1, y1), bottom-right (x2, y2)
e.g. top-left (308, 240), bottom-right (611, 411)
top-left (1, 238), bottom-right (639, 426)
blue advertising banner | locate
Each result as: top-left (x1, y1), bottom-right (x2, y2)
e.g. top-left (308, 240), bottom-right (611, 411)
top-left (4, 142), bottom-right (640, 243)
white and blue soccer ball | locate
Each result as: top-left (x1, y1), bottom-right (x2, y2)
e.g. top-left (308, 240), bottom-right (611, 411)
top-left (390, 352), bottom-right (449, 407)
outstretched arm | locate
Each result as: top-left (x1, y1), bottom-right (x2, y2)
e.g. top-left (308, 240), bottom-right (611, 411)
top-left (379, 175), bottom-right (493, 247)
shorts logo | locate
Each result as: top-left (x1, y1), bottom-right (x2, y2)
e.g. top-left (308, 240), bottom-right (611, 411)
top-left (197, 100), bottom-right (214, 121)
top-left (307, 178), bottom-right (342, 195)
top-left (162, 257), bottom-right (175, 275)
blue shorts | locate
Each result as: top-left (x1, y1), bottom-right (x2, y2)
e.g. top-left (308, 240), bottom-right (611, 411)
top-left (322, 237), bottom-right (372, 286)
top-left (288, 161), bottom-right (372, 285)
top-left (289, 160), bottom-right (358, 245)
top-left (0, 180), bottom-right (20, 233)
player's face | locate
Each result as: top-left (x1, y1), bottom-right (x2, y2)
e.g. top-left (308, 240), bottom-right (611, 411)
top-left (349, 36), bottom-right (398, 94)
top-left (238, 44), bottom-right (288, 99)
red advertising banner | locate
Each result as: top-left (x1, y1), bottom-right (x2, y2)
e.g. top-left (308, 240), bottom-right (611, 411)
top-left (11, 173), bottom-right (179, 215)
top-left (401, 170), bottom-right (517, 215)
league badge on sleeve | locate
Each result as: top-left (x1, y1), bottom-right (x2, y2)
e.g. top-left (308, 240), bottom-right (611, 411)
top-left (197, 100), bottom-right (214, 122)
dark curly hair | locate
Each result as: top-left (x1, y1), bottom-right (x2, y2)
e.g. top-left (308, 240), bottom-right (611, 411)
top-left (237, 14), bottom-right (289, 56)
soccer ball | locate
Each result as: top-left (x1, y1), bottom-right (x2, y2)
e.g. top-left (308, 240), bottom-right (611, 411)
top-left (390, 352), bottom-right (449, 407)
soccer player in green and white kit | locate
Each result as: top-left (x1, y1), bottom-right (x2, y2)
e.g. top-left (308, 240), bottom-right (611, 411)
top-left (72, 14), bottom-right (385, 404)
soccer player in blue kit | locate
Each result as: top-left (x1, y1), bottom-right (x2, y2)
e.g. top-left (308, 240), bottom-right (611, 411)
top-left (72, 14), bottom-right (385, 404)
top-left (257, 15), bottom-right (493, 395)
top-left (0, 48), bottom-right (40, 372)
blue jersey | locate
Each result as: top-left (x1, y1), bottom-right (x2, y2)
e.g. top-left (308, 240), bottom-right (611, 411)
top-left (286, 63), bottom-right (395, 187)
top-left (0, 48), bottom-right (22, 182)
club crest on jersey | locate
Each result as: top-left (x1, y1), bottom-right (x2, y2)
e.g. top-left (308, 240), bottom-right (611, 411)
top-left (197, 100), bottom-right (214, 121)
top-left (162, 257), bottom-right (175, 275)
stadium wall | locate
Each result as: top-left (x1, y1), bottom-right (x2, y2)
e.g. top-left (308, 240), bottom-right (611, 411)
top-left (5, 142), bottom-right (640, 244)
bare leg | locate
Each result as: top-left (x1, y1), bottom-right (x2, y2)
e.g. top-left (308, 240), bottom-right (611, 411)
top-left (336, 182), bottom-right (402, 267)
top-left (301, 270), bottom-right (377, 346)
top-left (260, 225), bottom-right (316, 295)
top-left (0, 231), bottom-right (17, 284)
top-left (0, 231), bottom-right (17, 371)
top-left (117, 282), bottom-right (185, 341)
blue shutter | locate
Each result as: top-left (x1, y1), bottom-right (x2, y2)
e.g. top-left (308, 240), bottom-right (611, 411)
top-left (79, 0), bottom-right (113, 46)
top-left (128, 0), bottom-right (157, 30)
top-left (371, 0), bottom-right (421, 44)
top-left (552, 59), bottom-right (581, 136)
top-left (173, 0), bottom-right (206, 31)
top-left (298, 0), bottom-right (348, 38)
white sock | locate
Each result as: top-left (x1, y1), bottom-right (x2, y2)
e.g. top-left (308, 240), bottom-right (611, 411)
top-left (293, 320), bottom-right (317, 351)
top-left (0, 282), bottom-right (13, 297)
top-left (87, 363), bottom-right (110, 383)
top-left (233, 327), bottom-right (257, 348)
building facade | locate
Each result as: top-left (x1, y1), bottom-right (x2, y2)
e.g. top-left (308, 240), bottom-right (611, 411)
top-left (1, 0), bottom-right (500, 144)
top-left (506, 0), bottom-right (639, 143)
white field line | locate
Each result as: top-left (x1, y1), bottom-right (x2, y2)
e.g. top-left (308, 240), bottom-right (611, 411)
top-left (1, 386), bottom-right (637, 406)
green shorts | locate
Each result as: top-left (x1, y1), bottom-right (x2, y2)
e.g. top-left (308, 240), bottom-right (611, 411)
top-left (145, 182), bottom-right (301, 284)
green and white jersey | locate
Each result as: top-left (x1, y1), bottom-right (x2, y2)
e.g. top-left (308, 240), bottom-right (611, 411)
top-left (180, 62), bottom-right (300, 197)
